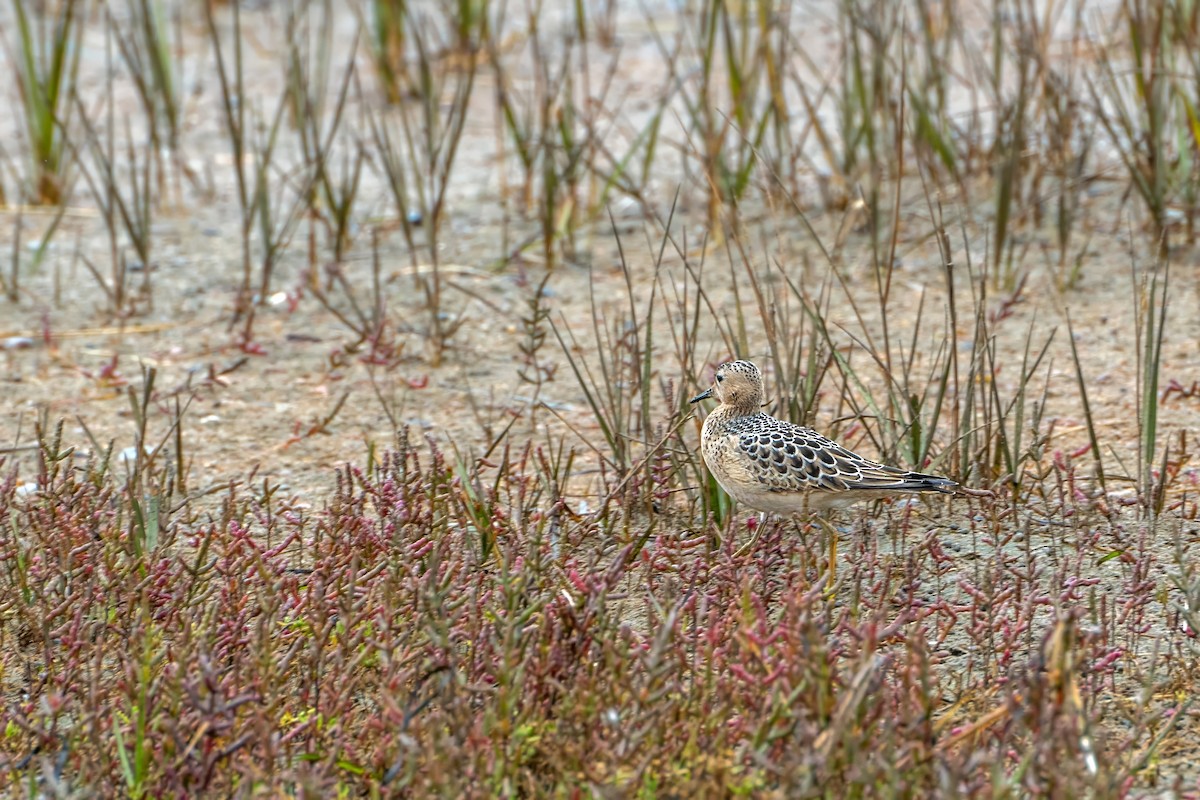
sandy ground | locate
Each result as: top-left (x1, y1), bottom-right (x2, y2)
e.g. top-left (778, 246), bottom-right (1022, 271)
top-left (1, 2), bottom-right (1196, 505)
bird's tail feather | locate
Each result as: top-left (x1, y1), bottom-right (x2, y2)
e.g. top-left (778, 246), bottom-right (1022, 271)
top-left (857, 469), bottom-right (957, 494)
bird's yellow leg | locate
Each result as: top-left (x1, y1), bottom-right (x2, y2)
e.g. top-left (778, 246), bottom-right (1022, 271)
top-left (814, 516), bottom-right (840, 589)
top-left (733, 512), bottom-right (768, 558)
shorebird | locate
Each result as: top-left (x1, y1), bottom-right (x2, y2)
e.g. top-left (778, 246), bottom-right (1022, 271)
top-left (690, 359), bottom-right (956, 555)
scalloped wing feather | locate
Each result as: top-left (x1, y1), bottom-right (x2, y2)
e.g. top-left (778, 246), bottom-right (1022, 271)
top-left (736, 421), bottom-right (956, 497)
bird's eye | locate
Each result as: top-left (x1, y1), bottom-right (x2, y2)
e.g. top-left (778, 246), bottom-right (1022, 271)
top-left (716, 374), bottom-right (724, 382)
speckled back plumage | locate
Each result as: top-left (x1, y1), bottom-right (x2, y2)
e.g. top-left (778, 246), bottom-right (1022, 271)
top-left (691, 360), bottom-right (956, 512)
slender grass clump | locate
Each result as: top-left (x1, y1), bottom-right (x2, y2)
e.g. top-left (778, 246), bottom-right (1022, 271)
top-left (6, 0), bottom-right (84, 205)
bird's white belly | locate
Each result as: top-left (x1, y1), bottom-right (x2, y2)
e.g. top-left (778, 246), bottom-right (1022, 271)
top-left (704, 437), bottom-right (801, 512)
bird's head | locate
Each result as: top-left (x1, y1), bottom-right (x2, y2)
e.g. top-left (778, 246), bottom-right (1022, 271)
top-left (689, 360), bottom-right (764, 411)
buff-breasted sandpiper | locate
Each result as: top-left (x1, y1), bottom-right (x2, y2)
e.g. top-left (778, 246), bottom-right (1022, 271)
top-left (690, 360), bottom-right (957, 521)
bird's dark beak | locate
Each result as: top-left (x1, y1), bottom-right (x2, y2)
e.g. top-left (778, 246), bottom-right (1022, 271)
top-left (689, 387), bottom-right (713, 404)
